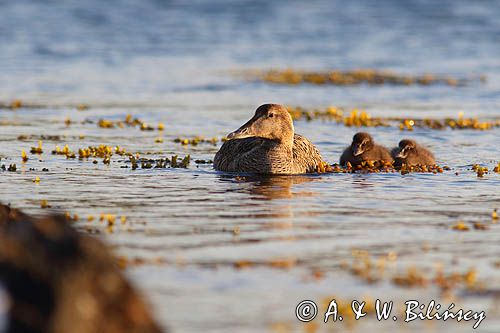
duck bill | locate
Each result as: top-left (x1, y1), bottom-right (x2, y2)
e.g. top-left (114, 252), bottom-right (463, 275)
top-left (226, 116), bottom-right (258, 139)
top-left (395, 149), bottom-right (406, 159)
top-left (352, 144), bottom-right (363, 156)
top-left (227, 127), bottom-right (251, 139)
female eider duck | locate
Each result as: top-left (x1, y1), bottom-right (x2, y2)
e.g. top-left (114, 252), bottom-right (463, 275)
top-left (214, 104), bottom-right (325, 174)
top-left (392, 139), bottom-right (435, 167)
top-left (340, 132), bottom-right (392, 166)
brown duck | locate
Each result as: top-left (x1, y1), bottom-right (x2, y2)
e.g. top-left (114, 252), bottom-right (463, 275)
top-left (340, 132), bottom-right (392, 166)
top-left (214, 104), bottom-right (325, 174)
top-left (392, 139), bottom-right (435, 166)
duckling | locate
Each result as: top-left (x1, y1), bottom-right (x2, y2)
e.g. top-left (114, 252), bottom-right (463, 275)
top-left (214, 104), bottom-right (325, 174)
top-left (392, 139), bottom-right (435, 167)
top-left (340, 132), bottom-right (392, 166)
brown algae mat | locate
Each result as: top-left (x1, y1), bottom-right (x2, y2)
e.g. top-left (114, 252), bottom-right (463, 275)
top-left (242, 68), bottom-right (486, 86)
top-left (286, 106), bottom-right (500, 130)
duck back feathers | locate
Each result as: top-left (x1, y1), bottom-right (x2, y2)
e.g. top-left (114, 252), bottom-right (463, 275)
top-left (214, 134), bottom-right (324, 174)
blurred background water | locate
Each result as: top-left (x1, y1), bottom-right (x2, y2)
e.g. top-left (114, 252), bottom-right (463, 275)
top-left (1, 0), bottom-right (500, 108)
top-left (1, 1), bottom-right (500, 332)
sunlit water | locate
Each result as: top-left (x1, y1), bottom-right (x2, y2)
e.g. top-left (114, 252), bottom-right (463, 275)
top-left (1, 1), bottom-right (500, 332)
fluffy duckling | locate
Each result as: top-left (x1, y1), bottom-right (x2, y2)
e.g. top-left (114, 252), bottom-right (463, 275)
top-left (392, 139), bottom-right (435, 167)
top-left (340, 132), bottom-right (392, 166)
top-left (214, 104), bottom-right (325, 174)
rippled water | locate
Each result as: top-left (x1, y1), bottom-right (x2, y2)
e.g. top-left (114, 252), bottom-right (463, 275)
top-left (1, 1), bottom-right (500, 332)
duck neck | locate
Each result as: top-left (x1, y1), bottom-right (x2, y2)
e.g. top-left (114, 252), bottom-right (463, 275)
top-left (280, 122), bottom-right (295, 148)
top-left (273, 134), bottom-right (294, 160)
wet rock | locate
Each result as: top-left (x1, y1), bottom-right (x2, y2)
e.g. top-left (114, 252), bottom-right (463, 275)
top-left (0, 204), bottom-right (162, 333)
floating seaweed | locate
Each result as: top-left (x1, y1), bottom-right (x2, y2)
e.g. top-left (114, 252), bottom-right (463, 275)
top-left (0, 99), bottom-right (24, 109)
top-left (286, 106), bottom-right (500, 130)
top-left (98, 119), bottom-right (114, 128)
top-left (154, 158), bottom-right (169, 168)
top-left (80, 145), bottom-right (127, 159)
top-left (392, 267), bottom-right (427, 287)
top-left (434, 266), bottom-right (479, 292)
top-left (53, 144), bottom-right (76, 158)
top-left (472, 164), bottom-right (488, 177)
top-left (30, 140), bottom-right (43, 154)
top-left (232, 257), bottom-right (297, 270)
top-left (103, 155), bottom-right (111, 165)
top-left (130, 155), bottom-right (139, 170)
top-left (125, 155), bottom-right (190, 170)
top-left (97, 114), bottom-right (162, 132)
top-left (398, 163), bottom-right (444, 175)
top-left (325, 160), bottom-right (445, 175)
top-left (194, 159), bottom-right (213, 164)
top-left (343, 249), bottom-right (481, 293)
top-left (399, 113), bottom-right (500, 131)
top-left (171, 154), bottom-right (190, 168)
top-left (40, 200), bottom-right (51, 208)
top-left (288, 106), bottom-right (389, 127)
top-left (140, 122), bottom-right (155, 131)
top-left (18, 134), bottom-right (63, 141)
top-left (116, 255), bottom-right (167, 269)
top-left (76, 103), bottom-right (89, 111)
top-left (174, 136), bottom-right (220, 146)
top-left (451, 221), bottom-right (470, 231)
top-left (64, 212), bottom-right (79, 221)
top-left (473, 222), bottom-right (489, 230)
top-left (247, 69), bottom-right (482, 86)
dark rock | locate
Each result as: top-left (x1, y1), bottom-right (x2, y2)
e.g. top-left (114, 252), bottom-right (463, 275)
top-left (0, 204), bottom-right (162, 333)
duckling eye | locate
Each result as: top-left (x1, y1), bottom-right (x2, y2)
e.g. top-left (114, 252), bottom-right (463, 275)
top-left (268, 113), bottom-right (274, 118)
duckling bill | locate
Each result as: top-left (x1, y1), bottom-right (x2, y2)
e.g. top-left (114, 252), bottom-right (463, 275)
top-left (340, 132), bottom-right (392, 166)
top-left (214, 104), bottom-right (325, 174)
top-left (392, 139), bottom-right (435, 167)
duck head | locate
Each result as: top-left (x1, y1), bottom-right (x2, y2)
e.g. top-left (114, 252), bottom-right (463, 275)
top-left (396, 139), bottom-right (417, 158)
top-left (227, 104), bottom-right (294, 144)
top-left (351, 132), bottom-right (374, 156)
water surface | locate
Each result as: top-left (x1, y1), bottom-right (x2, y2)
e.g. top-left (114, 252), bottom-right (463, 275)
top-left (1, 1), bottom-right (500, 332)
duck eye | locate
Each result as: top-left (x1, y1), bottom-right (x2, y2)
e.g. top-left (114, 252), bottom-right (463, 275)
top-left (268, 113), bottom-right (274, 118)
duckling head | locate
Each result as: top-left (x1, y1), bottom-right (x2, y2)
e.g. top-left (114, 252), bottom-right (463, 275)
top-left (351, 132), bottom-right (374, 156)
top-left (227, 104), bottom-right (294, 144)
top-left (396, 139), bottom-right (417, 158)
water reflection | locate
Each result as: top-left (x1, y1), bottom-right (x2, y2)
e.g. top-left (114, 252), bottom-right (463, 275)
top-left (218, 174), bottom-right (320, 200)
top-left (350, 175), bottom-right (376, 189)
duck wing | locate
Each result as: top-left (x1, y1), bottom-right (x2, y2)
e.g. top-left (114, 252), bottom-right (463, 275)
top-left (292, 134), bottom-right (325, 173)
top-left (214, 137), bottom-right (268, 172)
top-left (214, 134), bottom-right (324, 174)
